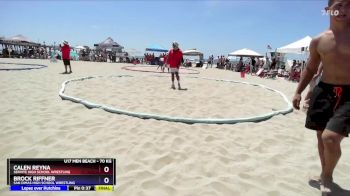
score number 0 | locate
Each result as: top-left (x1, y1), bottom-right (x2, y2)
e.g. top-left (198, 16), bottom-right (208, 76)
top-left (103, 166), bottom-right (110, 184)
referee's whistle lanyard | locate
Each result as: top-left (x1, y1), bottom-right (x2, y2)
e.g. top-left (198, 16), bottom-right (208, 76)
top-left (333, 87), bottom-right (343, 112)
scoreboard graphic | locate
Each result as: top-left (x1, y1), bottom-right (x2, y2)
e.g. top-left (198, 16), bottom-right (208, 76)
top-left (7, 158), bottom-right (116, 191)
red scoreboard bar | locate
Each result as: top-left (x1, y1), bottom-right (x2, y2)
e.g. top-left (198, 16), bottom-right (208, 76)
top-left (7, 158), bottom-right (116, 191)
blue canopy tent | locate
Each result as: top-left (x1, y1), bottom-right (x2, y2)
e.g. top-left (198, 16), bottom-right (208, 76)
top-left (145, 44), bottom-right (168, 65)
top-left (145, 44), bottom-right (168, 53)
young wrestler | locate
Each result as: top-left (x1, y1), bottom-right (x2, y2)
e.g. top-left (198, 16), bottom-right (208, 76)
top-left (292, 0), bottom-right (350, 194)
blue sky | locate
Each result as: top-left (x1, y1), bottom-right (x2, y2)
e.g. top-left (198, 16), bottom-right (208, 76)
top-left (0, 0), bottom-right (329, 57)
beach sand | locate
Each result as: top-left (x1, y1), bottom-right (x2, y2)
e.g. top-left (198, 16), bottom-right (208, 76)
top-left (0, 58), bottom-right (349, 196)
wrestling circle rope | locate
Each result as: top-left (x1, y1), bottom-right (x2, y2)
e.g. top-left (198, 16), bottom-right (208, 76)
top-left (0, 62), bottom-right (47, 71)
top-left (59, 75), bottom-right (293, 124)
top-left (122, 65), bottom-right (200, 74)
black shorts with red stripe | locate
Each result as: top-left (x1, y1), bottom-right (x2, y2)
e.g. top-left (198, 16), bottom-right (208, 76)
top-left (305, 81), bottom-right (350, 137)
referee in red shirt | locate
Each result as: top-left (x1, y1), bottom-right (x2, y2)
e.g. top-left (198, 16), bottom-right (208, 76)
top-left (60, 41), bottom-right (72, 74)
top-left (166, 42), bottom-right (183, 89)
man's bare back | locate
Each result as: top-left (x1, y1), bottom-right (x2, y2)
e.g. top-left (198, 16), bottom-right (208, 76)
top-left (315, 29), bottom-right (350, 84)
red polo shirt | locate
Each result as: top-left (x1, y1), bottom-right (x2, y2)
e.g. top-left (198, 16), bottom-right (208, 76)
top-left (61, 44), bottom-right (71, 60)
top-left (167, 49), bottom-right (183, 68)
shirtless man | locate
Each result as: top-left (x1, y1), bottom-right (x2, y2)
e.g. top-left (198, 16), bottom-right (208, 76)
top-left (292, 0), bottom-right (350, 194)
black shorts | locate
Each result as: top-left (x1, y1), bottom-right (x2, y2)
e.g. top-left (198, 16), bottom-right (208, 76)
top-left (305, 81), bottom-right (350, 137)
top-left (63, 59), bottom-right (70, 66)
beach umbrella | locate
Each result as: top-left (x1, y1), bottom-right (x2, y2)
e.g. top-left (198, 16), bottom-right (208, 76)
top-left (228, 48), bottom-right (263, 57)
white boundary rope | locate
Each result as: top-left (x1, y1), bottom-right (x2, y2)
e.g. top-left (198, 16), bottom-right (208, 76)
top-left (59, 75), bottom-right (293, 124)
top-left (122, 65), bottom-right (200, 74)
top-left (0, 62), bottom-right (47, 71)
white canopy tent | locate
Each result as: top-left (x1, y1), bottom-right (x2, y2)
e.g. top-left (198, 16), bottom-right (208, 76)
top-left (183, 48), bottom-right (204, 62)
top-left (0, 34), bottom-right (41, 48)
top-left (94, 37), bottom-right (124, 52)
top-left (276, 36), bottom-right (312, 54)
top-left (228, 48), bottom-right (263, 57)
top-left (75, 46), bottom-right (86, 50)
top-left (5, 34), bottom-right (32, 43)
top-left (183, 49), bottom-right (203, 56)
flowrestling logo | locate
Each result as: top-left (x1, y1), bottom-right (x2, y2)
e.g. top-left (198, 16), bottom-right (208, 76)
top-left (321, 9), bottom-right (340, 16)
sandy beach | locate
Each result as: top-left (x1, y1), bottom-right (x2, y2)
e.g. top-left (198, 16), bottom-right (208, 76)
top-left (0, 58), bottom-right (349, 196)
